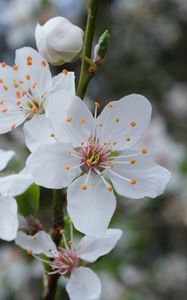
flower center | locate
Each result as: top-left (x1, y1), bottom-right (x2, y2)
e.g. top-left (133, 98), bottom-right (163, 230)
top-left (54, 250), bottom-right (78, 275)
top-left (80, 143), bottom-right (110, 172)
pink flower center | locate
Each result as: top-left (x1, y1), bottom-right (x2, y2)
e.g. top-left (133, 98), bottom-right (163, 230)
top-left (80, 143), bottom-right (110, 172)
top-left (54, 250), bottom-right (78, 275)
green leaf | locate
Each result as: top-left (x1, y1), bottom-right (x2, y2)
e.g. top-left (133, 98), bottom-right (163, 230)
top-left (16, 184), bottom-right (40, 216)
top-left (97, 29), bottom-right (110, 59)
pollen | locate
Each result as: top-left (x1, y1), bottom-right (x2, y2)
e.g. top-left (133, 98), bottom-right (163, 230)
top-left (141, 148), bottom-right (148, 154)
top-left (16, 91), bottom-right (21, 99)
top-left (82, 184), bottom-right (87, 190)
top-left (130, 159), bottom-right (136, 164)
top-left (2, 108), bottom-right (8, 113)
top-left (65, 164), bottom-right (70, 170)
top-left (130, 121), bottom-right (136, 127)
top-left (11, 123), bottom-right (16, 130)
top-left (130, 179), bottom-right (137, 185)
top-left (108, 185), bottom-right (113, 192)
top-left (26, 74), bottom-right (30, 80)
top-left (16, 101), bottom-right (21, 105)
top-left (115, 117), bottom-right (120, 123)
top-left (95, 102), bottom-right (100, 109)
top-left (1, 62), bottom-right (6, 68)
top-left (13, 65), bottom-right (18, 71)
top-left (63, 69), bottom-right (69, 75)
top-left (41, 60), bottom-right (47, 67)
top-left (107, 103), bottom-right (113, 108)
top-left (79, 119), bottom-right (86, 124)
top-left (3, 85), bottom-right (8, 91)
top-left (0, 79), bottom-right (4, 83)
top-left (66, 117), bottom-right (73, 123)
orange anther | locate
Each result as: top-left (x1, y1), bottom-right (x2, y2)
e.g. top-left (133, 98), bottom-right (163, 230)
top-left (26, 249), bottom-right (33, 255)
top-left (11, 123), bottom-right (16, 130)
top-left (79, 119), bottom-right (86, 124)
top-left (0, 100), bottom-right (4, 105)
top-left (31, 106), bottom-right (38, 113)
top-left (22, 91), bottom-right (27, 97)
top-left (41, 60), bottom-right (47, 67)
top-left (2, 108), bottom-right (8, 113)
top-left (107, 185), bottom-right (113, 192)
top-left (13, 65), bottom-right (18, 71)
top-left (16, 101), bottom-right (21, 105)
top-left (26, 74), bottom-right (30, 80)
top-left (130, 121), bottom-right (136, 127)
top-left (141, 148), bottom-right (148, 154)
top-left (3, 85), bottom-right (8, 91)
top-left (107, 103), bottom-right (113, 108)
top-left (16, 91), bottom-right (21, 99)
top-left (82, 184), bottom-right (87, 190)
top-left (130, 179), bottom-right (137, 185)
top-left (19, 80), bottom-right (23, 84)
top-left (95, 102), bottom-right (100, 109)
top-left (0, 79), bottom-right (4, 83)
top-left (66, 117), bottom-right (73, 123)
top-left (130, 159), bottom-right (136, 164)
top-left (63, 69), bottom-right (69, 75)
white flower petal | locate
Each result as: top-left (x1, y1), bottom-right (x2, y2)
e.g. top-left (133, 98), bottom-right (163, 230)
top-left (106, 153), bottom-right (171, 199)
top-left (0, 195), bottom-right (18, 241)
top-left (23, 114), bottom-right (56, 152)
top-left (0, 172), bottom-right (33, 197)
top-left (0, 149), bottom-right (14, 171)
top-left (26, 143), bottom-right (80, 189)
top-left (50, 71), bottom-right (75, 96)
top-left (66, 267), bottom-right (101, 300)
top-left (96, 94), bottom-right (152, 150)
top-left (0, 109), bottom-right (26, 134)
top-left (67, 174), bottom-right (116, 237)
top-left (15, 47), bottom-right (52, 95)
top-left (15, 231), bottom-right (57, 257)
top-left (76, 229), bottom-right (122, 263)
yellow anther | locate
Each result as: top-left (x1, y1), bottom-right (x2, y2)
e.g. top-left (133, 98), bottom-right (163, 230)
top-left (130, 179), bottom-right (137, 185)
top-left (3, 85), bottom-right (8, 91)
top-left (27, 249), bottom-right (33, 255)
top-left (82, 184), bottom-right (87, 190)
top-left (2, 108), bottom-right (8, 113)
top-left (80, 141), bottom-right (84, 145)
top-left (115, 117), bottom-right (120, 123)
top-left (13, 65), bottom-right (18, 71)
top-left (41, 60), bottom-right (47, 67)
top-left (1, 62), bottom-right (6, 68)
top-left (11, 123), bottom-right (16, 130)
top-left (63, 69), bottom-right (69, 75)
top-left (68, 240), bottom-right (72, 246)
top-left (95, 102), bottom-right (100, 109)
top-left (130, 159), bottom-right (136, 164)
top-left (107, 161), bottom-right (113, 168)
top-left (79, 119), bottom-right (86, 124)
top-left (26, 74), bottom-right (30, 80)
top-left (108, 185), bottom-right (113, 192)
top-left (141, 148), bottom-right (148, 154)
top-left (66, 117), bottom-right (72, 123)
top-left (130, 121), bottom-right (137, 127)
top-left (65, 164), bottom-right (70, 170)
top-left (86, 159), bottom-right (92, 165)
top-left (107, 103), bottom-right (113, 108)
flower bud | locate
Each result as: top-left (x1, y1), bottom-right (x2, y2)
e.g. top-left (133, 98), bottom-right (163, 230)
top-left (35, 16), bottom-right (84, 65)
top-left (93, 29), bottom-right (110, 66)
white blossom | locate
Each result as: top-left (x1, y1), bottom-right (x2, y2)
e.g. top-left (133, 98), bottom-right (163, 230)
top-left (35, 16), bottom-right (84, 65)
top-left (26, 92), bottom-right (171, 237)
top-left (0, 47), bottom-right (75, 133)
top-left (16, 227), bottom-right (122, 300)
top-left (0, 149), bottom-right (33, 241)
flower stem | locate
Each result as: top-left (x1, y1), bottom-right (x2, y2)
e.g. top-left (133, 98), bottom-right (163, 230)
top-left (77, 0), bottom-right (100, 99)
top-left (43, 189), bottom-right (66, 300)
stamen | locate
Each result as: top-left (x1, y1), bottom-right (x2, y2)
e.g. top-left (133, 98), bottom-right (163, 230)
top-left (130, 179), bottom-right (137, 185)
top-left (1, 62), bottom-right (6, 68)
top-left (107, 103), bottom-right (113, 108)
top-left (63, 69), bottom-right (69, 75)
top-left (13, 65), bottom-right (18, 71)
top-left (2, 108), bottom-right (8, 113)
top-left (130, 121), bottom-right (136, 127)
top-left (79, 119), bottom-right (86, 124)
top-left (66, 117), bottom-right (72, 123)
top-left (41, 60), bottom-right (47, 67)
top-left (141, 148), bottom-right (148, 154)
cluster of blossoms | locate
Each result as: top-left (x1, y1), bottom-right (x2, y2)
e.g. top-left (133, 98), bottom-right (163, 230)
top-left (0, 15), bottom-right (171, 300)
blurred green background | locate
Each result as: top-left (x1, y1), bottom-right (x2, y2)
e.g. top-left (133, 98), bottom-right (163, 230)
top-left (0, 0), bottom-right (187, 299)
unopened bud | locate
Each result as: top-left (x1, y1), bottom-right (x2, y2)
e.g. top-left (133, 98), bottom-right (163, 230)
top-left (93, 29), bottom-right (110, 66)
